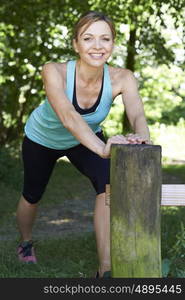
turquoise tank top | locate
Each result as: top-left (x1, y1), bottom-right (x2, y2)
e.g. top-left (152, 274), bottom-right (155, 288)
top-left (24, 60), bottom-right (113, 150)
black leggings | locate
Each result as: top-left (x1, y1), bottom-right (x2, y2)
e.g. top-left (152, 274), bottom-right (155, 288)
top-left (22, 131), bottom-right (110, 204)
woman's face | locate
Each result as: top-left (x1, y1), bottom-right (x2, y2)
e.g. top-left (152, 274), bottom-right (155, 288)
top-left (73, 20), bottom-right (114, 67)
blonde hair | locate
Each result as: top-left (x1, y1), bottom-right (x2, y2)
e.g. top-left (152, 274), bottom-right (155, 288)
top-left (73, 11), bottom-right (116, 41)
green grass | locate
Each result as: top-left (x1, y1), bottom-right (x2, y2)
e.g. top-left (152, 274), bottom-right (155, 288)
top-left (161, 164), bottom-right (185, 257)
top-left (0, 152), bottom-right (98, 278)
top-left (162, 164), bottom-right (185, 183)
top-left (161, 206), bottom-right (185, 255)
top-left (0, 234), bottom-right (98, 278)
top-left (0, 140), bottom-right (185, 278)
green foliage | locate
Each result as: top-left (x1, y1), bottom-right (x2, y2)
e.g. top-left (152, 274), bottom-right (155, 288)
top-left (0, 0), bottom-right (184, 147)
top-left (91, 0), bottom-right (184, 131)
top-left (162, 222), bottom-right (185, 278)
top-left (0, 146), bottom-right (23, 191)
top-left (140, 65), bottom-right (185, 125)
top-left (149, 121), bottom-right (185, 162)
top-left (0, 0), bottom-right (90, 147)
top-left (102, 97), bottom-right (123, 138)
top-left (90, 0), bottom-right (183, 69)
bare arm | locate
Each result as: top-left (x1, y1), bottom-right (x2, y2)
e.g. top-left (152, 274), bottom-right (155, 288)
top-left (121, 70), bottom-right (151, 143)
top-left (41, 63), bottom-right (106, 156)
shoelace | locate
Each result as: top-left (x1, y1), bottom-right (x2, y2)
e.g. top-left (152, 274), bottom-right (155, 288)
top-left (20, 243), bottom-right (33, 257)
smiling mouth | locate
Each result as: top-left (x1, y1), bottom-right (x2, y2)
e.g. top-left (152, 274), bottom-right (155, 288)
top-left (89, 53), bottom-right (104, 59)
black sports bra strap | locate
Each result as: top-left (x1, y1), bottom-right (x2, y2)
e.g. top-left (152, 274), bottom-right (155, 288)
top-left (72, 71), bottom-right (104, 115)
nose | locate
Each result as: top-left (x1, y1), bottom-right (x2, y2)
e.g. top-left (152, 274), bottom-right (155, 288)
top-left (93, 39), bottom-right (102, 49)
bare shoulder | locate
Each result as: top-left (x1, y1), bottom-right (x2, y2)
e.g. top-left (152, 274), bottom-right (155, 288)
top-left (109, 65), bottom-right (135, 82)
top-left (41, 62), bottom-right (68, 89)
top-left (41, 62), bottom-right (67, 77)
top-left (108, 65), bottom-right (136, 96)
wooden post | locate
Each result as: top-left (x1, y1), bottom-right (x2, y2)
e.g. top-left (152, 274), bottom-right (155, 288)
top-left (110, 144), bottom-right (162, 278)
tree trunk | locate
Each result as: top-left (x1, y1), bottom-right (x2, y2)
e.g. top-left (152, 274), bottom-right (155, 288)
top-left (123, 27), bottom-right (137, 134)
top-left (125, 28), bottom-right (136, 72)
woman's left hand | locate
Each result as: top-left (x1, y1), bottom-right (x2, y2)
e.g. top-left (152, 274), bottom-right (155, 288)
top-left (125, 133), bottom-right (153, 144)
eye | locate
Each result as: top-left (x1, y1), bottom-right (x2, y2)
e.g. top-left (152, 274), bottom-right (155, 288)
top-left (83, 37), bottom-right (91, 41)
top-left (103, 38), bottom-right (110, 41)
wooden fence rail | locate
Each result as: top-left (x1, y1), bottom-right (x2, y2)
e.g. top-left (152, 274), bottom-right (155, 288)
top-left (161, 184), bottom-right (185, 206)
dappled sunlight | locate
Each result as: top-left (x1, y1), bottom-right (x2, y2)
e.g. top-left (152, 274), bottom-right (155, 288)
top-left (163, 159), bottom-right (185, 165)
top-left (82, 211), bottom-right (93, 217)
top-left (161, 206), bottom-right (184, 214)
top-left (48, 218), bottom-right (74, 225)
top-left (43, 211), bottom-right (93, 226)
top-left (44, 210), bottom-right (94, 227)
top-left (29, 198), bottom-right (95, 238)
top-left (149, 122), bottom-right (185, 163)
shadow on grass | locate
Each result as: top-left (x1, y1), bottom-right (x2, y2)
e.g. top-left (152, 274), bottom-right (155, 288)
top-left (162, 164), bottom-right (185, 183)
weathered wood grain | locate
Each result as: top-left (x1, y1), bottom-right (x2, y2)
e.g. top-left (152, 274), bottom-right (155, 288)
top-left (110, 144), bottom-right (162, 278)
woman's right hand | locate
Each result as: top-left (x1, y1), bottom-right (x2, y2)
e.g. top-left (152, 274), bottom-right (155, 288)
top-left (101, 135), bottom-right (129, 158)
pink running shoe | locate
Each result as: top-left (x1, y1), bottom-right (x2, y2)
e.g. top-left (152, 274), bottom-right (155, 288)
top-left (17, 240), bottom-right (37, 264)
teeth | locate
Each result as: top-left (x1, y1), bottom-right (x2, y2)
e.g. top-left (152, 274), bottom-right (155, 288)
top-left (90, 54), bottom-right (103, 57)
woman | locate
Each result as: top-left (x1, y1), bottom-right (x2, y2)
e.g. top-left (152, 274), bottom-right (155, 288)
top-left (16, 11), bottom-right (151, 277)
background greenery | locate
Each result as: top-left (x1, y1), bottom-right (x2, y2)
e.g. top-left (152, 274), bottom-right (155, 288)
top-left (0, 0), bottom-right (185, 278)
top-left (0, 0), bottom-right (184, 146)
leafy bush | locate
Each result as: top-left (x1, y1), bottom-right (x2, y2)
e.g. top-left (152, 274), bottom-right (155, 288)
top-left (0, 146), bottom-right (23, 191)
top-left (162, 222), bottom-right (185, 278)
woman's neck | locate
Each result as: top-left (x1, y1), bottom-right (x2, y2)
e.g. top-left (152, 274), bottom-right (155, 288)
top-left (76, 59), bottom-right (104, 85)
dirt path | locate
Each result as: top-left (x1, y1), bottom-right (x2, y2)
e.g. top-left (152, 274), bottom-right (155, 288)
top-left (0, 194), bottom-right (95, 241)
top-left (0, 172), bottom-right (183, 241)
top-left (34, 196), bottom-right (95, 239)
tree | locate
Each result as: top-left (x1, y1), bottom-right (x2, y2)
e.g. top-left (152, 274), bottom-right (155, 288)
top-left (0, 0), bottom-right (184, 147)
top-left (90, 0), bottom-right (185, 132)
top-left (0, 0), bottom-right (90, 146)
